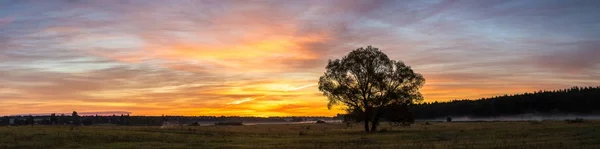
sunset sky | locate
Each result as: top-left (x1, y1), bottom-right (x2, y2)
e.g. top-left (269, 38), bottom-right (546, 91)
top-left (1, 0), bottom-right (599, 116)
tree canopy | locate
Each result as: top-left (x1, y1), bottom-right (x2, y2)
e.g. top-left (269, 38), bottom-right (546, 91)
top-left (318, 46), bottom-right (425, 132)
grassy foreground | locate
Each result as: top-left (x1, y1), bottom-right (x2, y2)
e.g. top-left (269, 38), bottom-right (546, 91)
top-left (1, 121), bottom-right (599, 149)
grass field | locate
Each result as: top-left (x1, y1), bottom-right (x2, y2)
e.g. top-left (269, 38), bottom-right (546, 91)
top-left (1, 121), bottom-right (599, 149)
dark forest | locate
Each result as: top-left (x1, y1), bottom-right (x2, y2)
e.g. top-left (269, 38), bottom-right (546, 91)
top-left (411, 86), bottom-right (600, 119)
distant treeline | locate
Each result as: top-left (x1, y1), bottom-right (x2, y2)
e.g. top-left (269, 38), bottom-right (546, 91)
top-left (0, 112), bottom-right (336, 126)
top-left (411, 86), bottom-right (600, 119)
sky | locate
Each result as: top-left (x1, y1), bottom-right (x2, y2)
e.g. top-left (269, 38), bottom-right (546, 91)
top-left (1, 0), bottom-right (599, 116)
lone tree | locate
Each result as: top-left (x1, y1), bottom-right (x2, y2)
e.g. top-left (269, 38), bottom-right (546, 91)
top-left (50, 113), bottom-right (57, 125)
top-left (72, 111), bottom-right (81, 125)
top-left (318, 46), bottom-right (425, 132)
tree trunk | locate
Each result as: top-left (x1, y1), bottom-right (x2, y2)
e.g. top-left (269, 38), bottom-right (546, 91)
top-left (364, 107), bottom-right (371, 132)
top-left (370, 108), bottom-right (381, 132)
top-left (370, 120), bottom-right (378, 132)
top-left (363, 118), bottom-right (370, 132)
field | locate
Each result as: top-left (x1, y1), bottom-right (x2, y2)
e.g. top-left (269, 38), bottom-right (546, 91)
top-left (1, 121), bottom-right (599, 149)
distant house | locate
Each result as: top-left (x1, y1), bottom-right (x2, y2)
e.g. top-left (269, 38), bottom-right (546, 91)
top-left (9, 118), bottom-right (14, 125)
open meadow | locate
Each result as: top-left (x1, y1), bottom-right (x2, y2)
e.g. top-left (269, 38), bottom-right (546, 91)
top-left (1, 121), bottom-right (599, 149)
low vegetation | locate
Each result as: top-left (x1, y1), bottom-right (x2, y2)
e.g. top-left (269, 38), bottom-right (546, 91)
top-left (1, 121), bottom-right (598, 149)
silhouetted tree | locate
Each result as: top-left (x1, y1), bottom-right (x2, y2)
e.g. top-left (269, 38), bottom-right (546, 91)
top-left (119, 114), bottom-right (125, 125)
top-left (72, 111), bottom-right (81, 125)
top-left (382, 104), bottom-right (414, 127)
top-left (59, 114), bottom-right (66, 125)
top-left (0, 117), bottom-right (6, 126)
top-left (50, 113), bottom-right (57, 125)
top-left (319, 46), bottom-right (425, 132)
top-left (27, 115), bottom-right (35, 126)
top-left (343, 107), bottom-right (366, 123)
